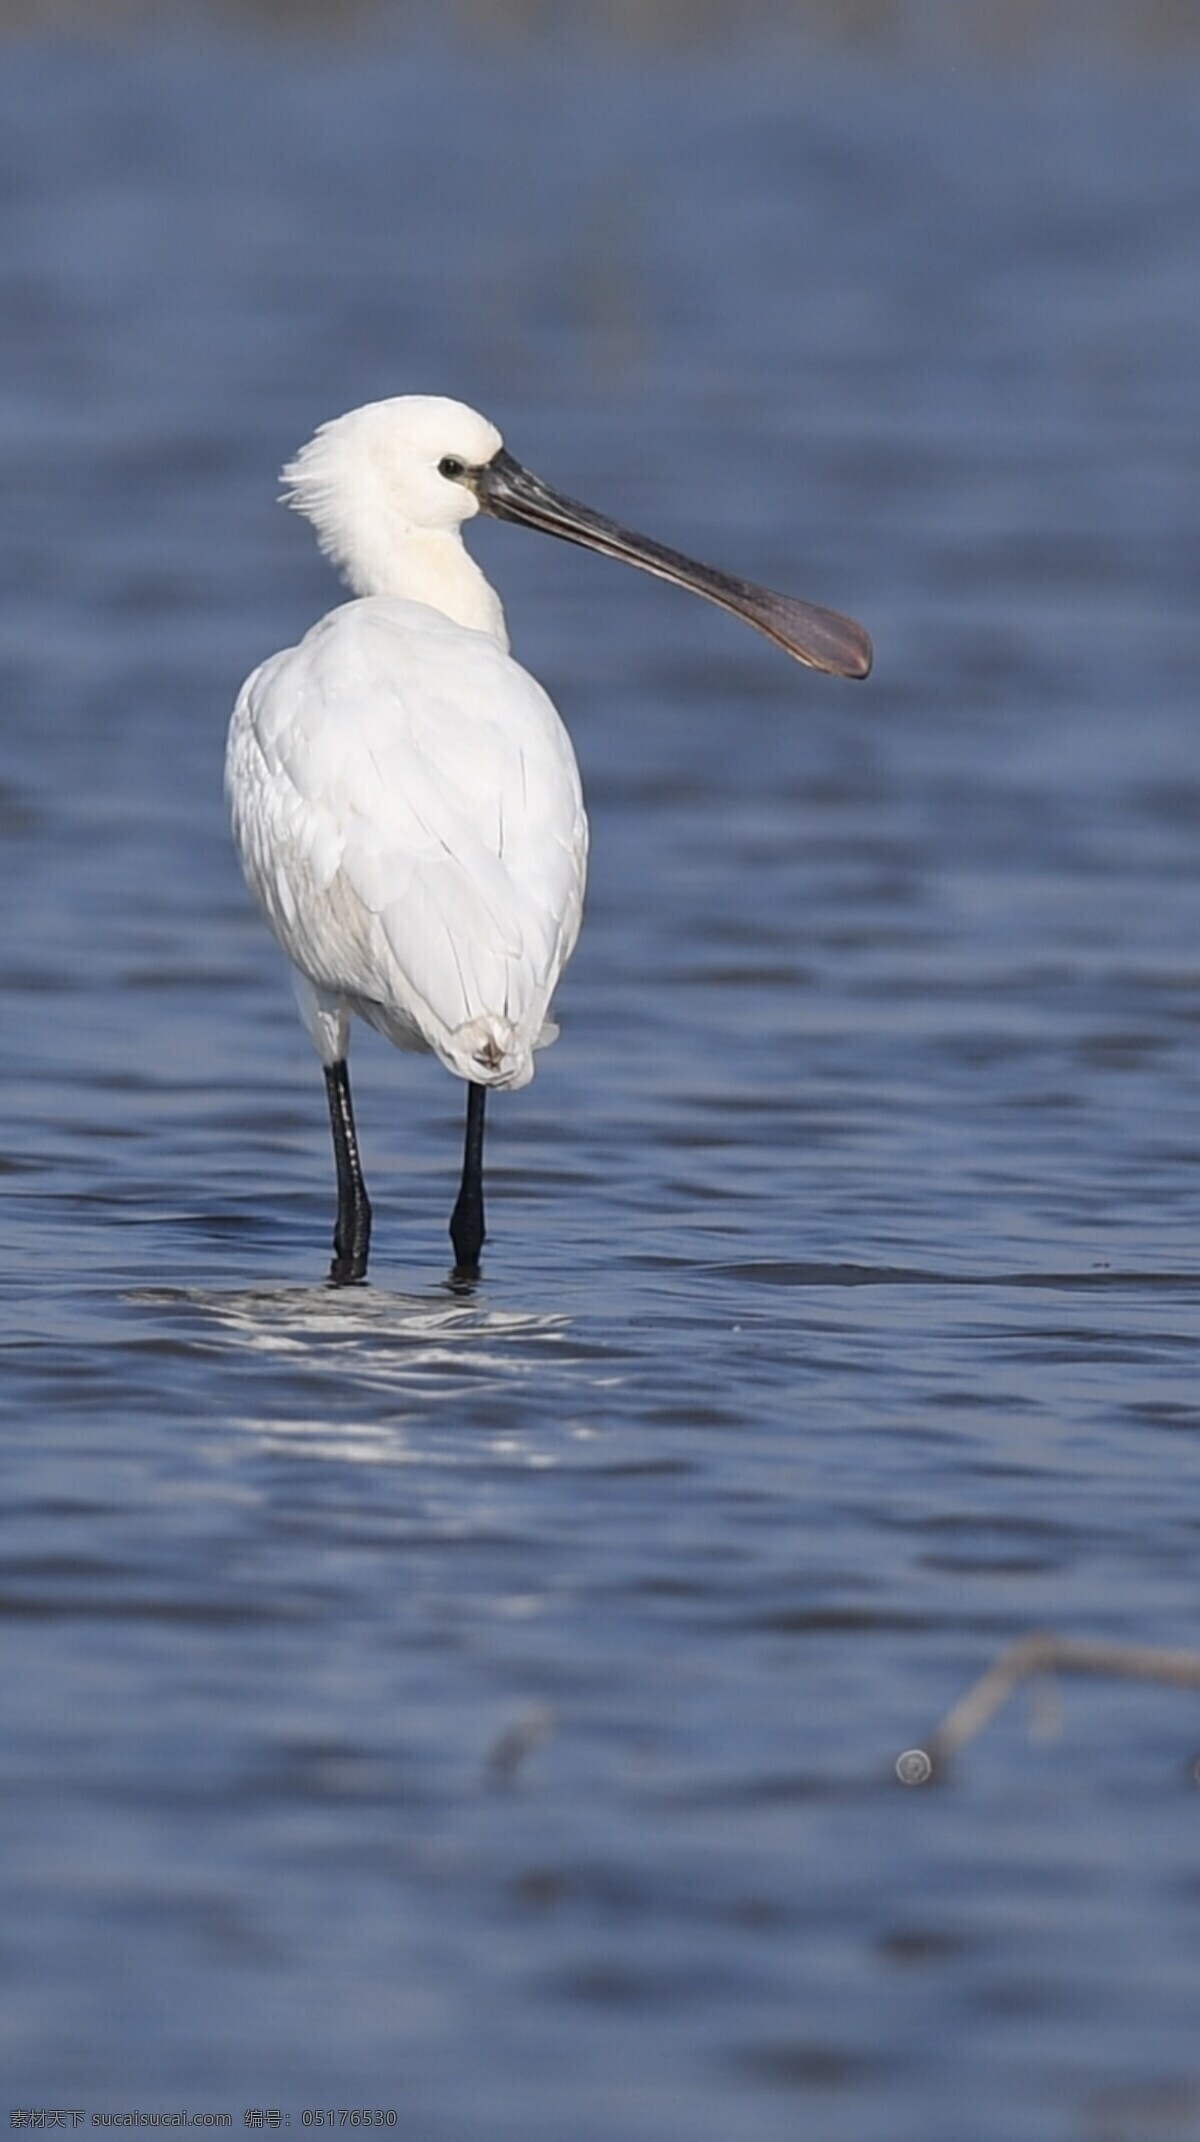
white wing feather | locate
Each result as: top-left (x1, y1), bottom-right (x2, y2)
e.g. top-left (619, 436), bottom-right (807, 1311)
top-left (227, 598), bottom-right (588, 1087)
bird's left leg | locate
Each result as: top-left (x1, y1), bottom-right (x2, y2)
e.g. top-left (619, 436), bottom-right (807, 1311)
top-left (450, 1081), bottom-right (487, 1282)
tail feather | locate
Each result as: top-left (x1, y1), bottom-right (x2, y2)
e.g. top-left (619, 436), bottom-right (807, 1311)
top-left (439, 1013), bottom-right (538, 1090)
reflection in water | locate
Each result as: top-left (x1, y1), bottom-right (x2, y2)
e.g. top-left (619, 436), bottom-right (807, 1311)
top-left (134, 1280), bottom-right (572, 1345)
top-left (133, 1284), bottom-right (579, 1457)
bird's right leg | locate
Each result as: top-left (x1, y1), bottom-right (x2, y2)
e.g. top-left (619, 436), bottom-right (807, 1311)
top-left (449, 1081), bottom-right (487, 1284)
top-left (324, 1058), bottom-right (372, 1285)
top-left (292, 978), bottom-right (372, 1286)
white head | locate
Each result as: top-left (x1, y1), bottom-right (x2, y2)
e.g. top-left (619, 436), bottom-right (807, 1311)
top-left (280, 393), bottom-right (873, 678)
top-left (281, 395), bottom-right (508, 629)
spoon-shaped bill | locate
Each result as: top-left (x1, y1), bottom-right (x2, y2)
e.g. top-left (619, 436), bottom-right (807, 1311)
top-left (473, 448), bottom-right (872, 681)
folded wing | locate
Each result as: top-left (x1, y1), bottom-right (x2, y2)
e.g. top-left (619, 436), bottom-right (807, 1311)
top-left (227, 598), bottom-right (588, 1084)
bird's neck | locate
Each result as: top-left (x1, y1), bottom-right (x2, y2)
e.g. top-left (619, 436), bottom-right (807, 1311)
top-left (346, 528), bottom-right (509, 647)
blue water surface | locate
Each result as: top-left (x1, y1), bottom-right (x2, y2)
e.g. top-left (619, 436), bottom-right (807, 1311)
top-left (3, 15), bottom-right (1200, 2139)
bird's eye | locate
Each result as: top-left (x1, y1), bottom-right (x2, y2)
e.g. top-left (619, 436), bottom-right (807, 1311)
top-left (438, 455), bottom-right (467, 480)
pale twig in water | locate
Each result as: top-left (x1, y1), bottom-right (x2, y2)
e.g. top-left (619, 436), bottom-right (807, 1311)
top-left (895, 1634), bottom-right (1200, 1785)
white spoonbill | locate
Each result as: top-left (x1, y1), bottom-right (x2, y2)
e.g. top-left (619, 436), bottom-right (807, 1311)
top-left (226, 395), bottom-right (871, 1284)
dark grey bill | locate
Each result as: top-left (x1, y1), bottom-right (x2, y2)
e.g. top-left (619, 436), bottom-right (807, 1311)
top-left (470, 447), bottom-right (872, 680)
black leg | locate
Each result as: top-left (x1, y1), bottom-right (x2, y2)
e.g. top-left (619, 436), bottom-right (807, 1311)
top-left (324, 1059), bottom-right (372, 1285)
top-left (449, 1081), bottom-right (487, 1281)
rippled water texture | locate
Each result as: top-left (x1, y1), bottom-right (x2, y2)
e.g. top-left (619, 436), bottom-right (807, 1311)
top-left (4, 16), bottom-right (1200, 2138)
